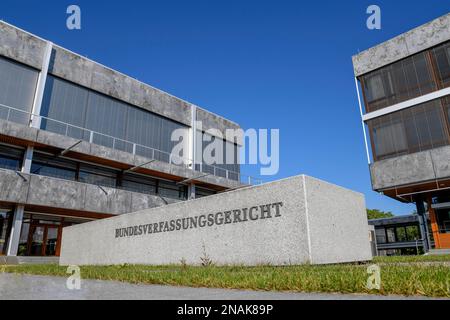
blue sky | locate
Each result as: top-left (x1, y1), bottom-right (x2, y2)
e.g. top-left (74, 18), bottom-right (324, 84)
top-left (0, 1), bottom-right (448, 215)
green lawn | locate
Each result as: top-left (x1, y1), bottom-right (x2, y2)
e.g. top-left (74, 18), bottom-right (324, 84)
top-left (1, 255), bottom-right (450, 298)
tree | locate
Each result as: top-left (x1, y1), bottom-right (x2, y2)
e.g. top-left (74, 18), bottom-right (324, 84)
top-left (367, 209), bottom-right (394, 220)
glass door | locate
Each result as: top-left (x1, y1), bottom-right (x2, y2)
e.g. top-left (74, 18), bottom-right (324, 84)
top-left (45, 227), bottom-right (59, 256)
top-left (28, 225), bottom-right (45, 256)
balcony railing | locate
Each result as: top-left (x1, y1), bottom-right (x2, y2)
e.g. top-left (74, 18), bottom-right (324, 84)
top-left (0, 103), bottom-right (263, 185)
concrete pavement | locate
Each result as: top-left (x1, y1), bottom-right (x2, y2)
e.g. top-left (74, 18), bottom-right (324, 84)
top-left (0, 273), bottom-right (443, 300)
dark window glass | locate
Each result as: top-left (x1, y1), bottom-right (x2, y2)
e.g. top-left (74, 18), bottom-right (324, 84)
top-left (0, 144), bottom-right (24, 171)
top-left (195, 187), bottom-right (216, 199)
top-left (432, 42), bottom-right (450, 88)
top-left (41, 75), bottom-right (188, 161)
top-left (31, 153), bottom-right (77, 181)
top-left (362, 52), bottom-right (436, 112)
top-left (369, 97), bottom-right (449, 160)
top-left (158, 180), bottom-right (187, 200)
top-left (78, 164), bottom-right (117, 188)
top-left (375, 228), bottom-right (386, 244)
top-left (121, 173), bottom-right (157, 194)
top-left (386, 228), bottom-right (396, 243)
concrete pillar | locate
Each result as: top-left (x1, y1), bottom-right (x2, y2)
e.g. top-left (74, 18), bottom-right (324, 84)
top-left (30, 41), bottom-right (53, 129)
top-left (188, 184), bottom-right (196, 200)
top-left (188, 105), bottom-right (197, 200)
top-left (6, 205), bottom-right (24, 256)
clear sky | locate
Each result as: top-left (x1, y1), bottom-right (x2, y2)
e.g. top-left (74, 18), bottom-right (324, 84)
top-left (0, 1), bottom-right (448, 215)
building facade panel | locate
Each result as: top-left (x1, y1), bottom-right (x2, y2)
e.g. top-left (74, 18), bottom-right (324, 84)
top-left (0, 22), bottom-right (47, 70)
top-left (352, 13), bottom-right (450, 77)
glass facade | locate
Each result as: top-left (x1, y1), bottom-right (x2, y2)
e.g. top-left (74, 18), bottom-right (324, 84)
top-left (40, 75), bottom-right (188, 161)
top-left (30, 150), bottom-right (188, 200)
top-left (360, 41), bottom-right (450, 114)
top-left (432, 41), bottom-right (450, 88)
top-left (368, 97), bottom-right (450, 160)
top-left (17, 213), bottom-right (89, 257)
top-left (0, 56), bottom-right (39, 126)
top-left (0, 144), bottom-right (24, 171)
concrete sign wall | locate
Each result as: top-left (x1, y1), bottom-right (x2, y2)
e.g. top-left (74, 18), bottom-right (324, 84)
top-left (60, 175), bottom-right (372, 266)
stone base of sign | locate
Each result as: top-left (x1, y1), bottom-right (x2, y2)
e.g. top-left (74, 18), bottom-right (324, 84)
top-left (60, 175), bottom-right (373, 266)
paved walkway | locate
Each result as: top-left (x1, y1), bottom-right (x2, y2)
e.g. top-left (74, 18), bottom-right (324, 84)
top-left (0, 273), bottom-right (442, 300)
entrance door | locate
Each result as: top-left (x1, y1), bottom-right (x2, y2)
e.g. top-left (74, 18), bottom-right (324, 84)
top-left (27, 224), bottom-right (61, 256)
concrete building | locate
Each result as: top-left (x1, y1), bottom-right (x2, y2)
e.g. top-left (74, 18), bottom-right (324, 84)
top-left (353, 13), bottom-right (450, 251)
top-left (0, 21), bottom-right (253, 263)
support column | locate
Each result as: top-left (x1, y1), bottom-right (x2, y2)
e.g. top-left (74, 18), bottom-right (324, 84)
top-left (188, 184), bottom-right (196, 200)
top-left (416, 198), bottom-right (431, 252)
top-left (189, 105), bottom-right (198, 200)
top-left (6, 206), bottom-right (24, 256)
top-left (30, 41), bottom-right (53, 129)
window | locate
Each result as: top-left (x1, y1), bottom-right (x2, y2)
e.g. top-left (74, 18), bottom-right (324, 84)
top-left (375, 228), bottom-right (386, 244)
top-left (386, 228), bottom-right (396, 243)
top-left (196, 187), bottom-right (217, 199)
top-left (78, 164), bottom-right (117, 188)
top-left (121, 173), bottom-right (157, 194)
top-left (361, 52), bottom-right (436, 112)
top-left (368, 97), bottom-right (449, 160)
top-left (195, 131), bottom-right (240, 179)
top-left (0, 57), bottom-right (39, 125)
top-left (31, 153), bottom-right (77, 181)
top-left (40, 75), bottom-right (188, 161)
top-left (432, 42), bottom-right (450, 88)
top-left (0, 144), bottom-right (24, 171)
top-left (158, 180), bottom-right (187, 200)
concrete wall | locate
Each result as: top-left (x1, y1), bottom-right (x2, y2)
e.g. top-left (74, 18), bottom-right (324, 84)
top-left (59, 175), bottom-right (372, 266)
top-left (0, 168), bottom-right (170, 215)
top-left (370, 145), bottom-right (450, 191)
top-left (352, 13), bottom-right (450, 77)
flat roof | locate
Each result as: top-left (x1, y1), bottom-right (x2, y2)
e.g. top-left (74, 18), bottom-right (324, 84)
top-left (352, 12), bottom-right (450, 77)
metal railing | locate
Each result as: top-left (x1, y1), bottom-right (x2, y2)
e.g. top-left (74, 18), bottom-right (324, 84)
top-left (0, 103), bottom-right (263, 185)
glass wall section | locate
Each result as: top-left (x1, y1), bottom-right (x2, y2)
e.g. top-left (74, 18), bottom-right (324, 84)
top-left (121, 173), bottom-right (157, 194)
top-left (431, 41), bottom-right (450, 89)
top-left (195, 187), bottom-right (217, 199)
top-left (30, 151), bottom-right (187, 200)
top-left (368, 97), bottom-right (450, 161)
top-left (78, 163), bottom-right (117, 188)
top-left (196, 131), bottom-right (240, 179)
top-left (40, 76), bottom-right (88, 137)
top-left (0, 211), bottom-right (13, 255)
top-left (361, 52), bottom-right (436, 112)
top-left (31, 152), bottom-right (77, 181)
top-left (158, 180), bottom-right (187, 200)
top-left (40, 75), bottom-right (188, 161)
top-left (0, 144), bottom-right (24, 171)
top-left (0, 57), bottom-right (39, 125)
